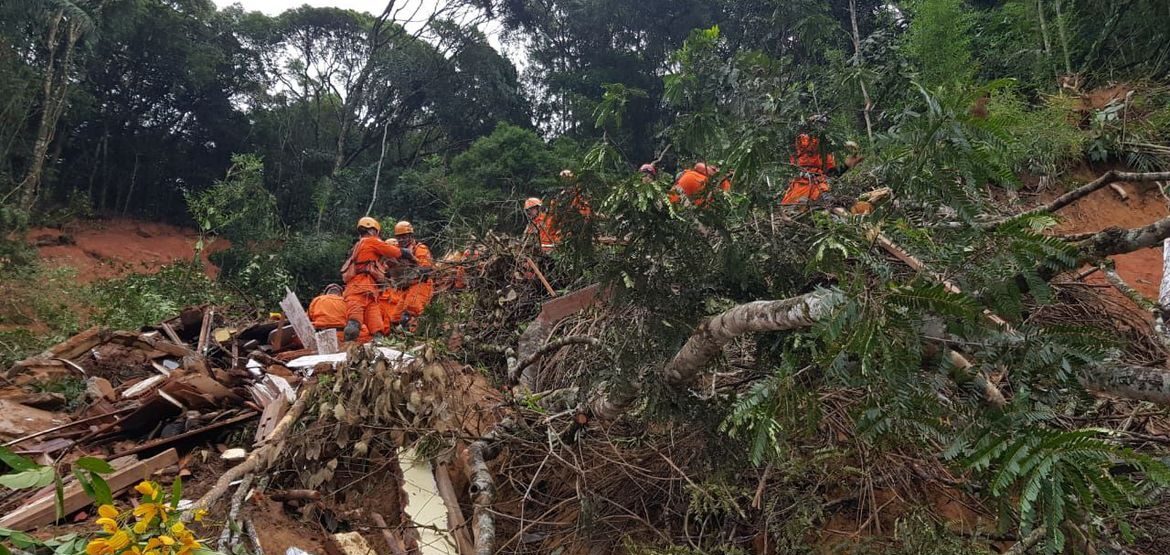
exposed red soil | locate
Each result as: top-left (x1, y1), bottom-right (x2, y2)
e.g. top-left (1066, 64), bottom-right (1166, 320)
top-left (27, 219), bottom-right (227, 282)
top-left (1051, 172), bottom-right (1168, 299)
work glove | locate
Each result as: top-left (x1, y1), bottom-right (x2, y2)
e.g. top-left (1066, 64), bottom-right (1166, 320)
top-left (400, 313), bottom-right (411, 329)
top-left (399, 246), bottom-right (416, 263)
top-left (343, 319), bottom-right (361, 342)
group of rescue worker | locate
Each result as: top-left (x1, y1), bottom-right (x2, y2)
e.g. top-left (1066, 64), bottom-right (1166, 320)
top-left (521, 118), bottom-right (865, 251)
top-left (304, 119), bottom-right (861, 346)
top-left (307, 218), bottom-right (434, 343)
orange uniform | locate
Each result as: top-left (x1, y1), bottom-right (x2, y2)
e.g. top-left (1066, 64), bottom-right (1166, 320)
top-left (780, 133), bottom-right (837, 205)
top-left (309, 293), bottom-right (370, 343)
top-left (342, 236), bottom-right (403, 336)
top-left (381, 243), bottom-right (434, 331)
top-left (670, 169), bottom-right (731, 207)
top-left (525, 213), bottom-right (560, 252)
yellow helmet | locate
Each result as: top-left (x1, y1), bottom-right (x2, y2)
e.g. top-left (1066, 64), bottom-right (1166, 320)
top-left (524, 197), bottom-right (543, 210)
top-left (357, 216), bottom-right (381, 232)
top-left (394, 221), bottom-right (414, 236)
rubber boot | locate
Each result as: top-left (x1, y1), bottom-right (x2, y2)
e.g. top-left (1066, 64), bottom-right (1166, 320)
top-left (343, 319), bottom-right (361, 341)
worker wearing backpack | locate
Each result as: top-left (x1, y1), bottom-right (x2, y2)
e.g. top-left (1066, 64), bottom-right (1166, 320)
top-left (341, 217), bottom-right (414, 341)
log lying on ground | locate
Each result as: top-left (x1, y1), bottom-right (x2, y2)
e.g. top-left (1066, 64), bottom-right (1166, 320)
top-left (662, 290), bottom-right (846, 387)
top-left (1077, 214), bottom-right (1170, 261)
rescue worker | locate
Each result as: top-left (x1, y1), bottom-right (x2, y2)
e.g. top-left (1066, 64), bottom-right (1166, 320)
top-left (670, 162), bottom-right (731, 207)
top-left (559, 169), bottom-right (592, 220)
top-left (779, 116), bottom-right (863, 206)
top-left (639, 163), bottom-right (658, 184)
top-left (381, 221), bottom-right (434, 332)
top-left (523, 197), bottom-right (559, 252)
top-left (341, 217), bottom-right (413, 341)
top-left (309, 284), bottom-right (369, 343)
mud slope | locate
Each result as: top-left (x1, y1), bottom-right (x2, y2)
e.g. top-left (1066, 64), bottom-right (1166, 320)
top-left (27, 219), bottom-right (227, 282)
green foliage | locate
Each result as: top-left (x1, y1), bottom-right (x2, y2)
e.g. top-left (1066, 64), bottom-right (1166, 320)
top-left (956, 427), bottom-right (1170, 552)
top-left (187, 153), bottom-right (282, 245)
top-left (0, 264), bottom-right (81, 368)
top-left (89, 264), bottom-right (237, 329)
top-left (987, 90), bottom-right (1086, 176)
top-left (904, 0), bottom-right (976, 89)
top-left (29, 376), bottom-right (88, 412)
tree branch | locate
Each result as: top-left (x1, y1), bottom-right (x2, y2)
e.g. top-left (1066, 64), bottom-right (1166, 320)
top-left (1075, 213), bottom-right (1170, 260)
top-left (999, 171), bottom-right (1170, 225)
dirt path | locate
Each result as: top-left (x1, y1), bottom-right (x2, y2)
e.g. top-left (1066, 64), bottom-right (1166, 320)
top-left (27, 219), bottom-right (227, 282)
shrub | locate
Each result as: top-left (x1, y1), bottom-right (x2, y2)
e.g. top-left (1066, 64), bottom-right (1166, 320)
top-left (89, 263), bottom-right (237, 329)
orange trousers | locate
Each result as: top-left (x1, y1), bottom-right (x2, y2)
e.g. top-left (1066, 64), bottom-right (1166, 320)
top-left (343, 277), bottom-right (388, 337)
top-left (779, 175), bottom-right (829, 205)
top-left (380, 281), bottom-right (435, 331)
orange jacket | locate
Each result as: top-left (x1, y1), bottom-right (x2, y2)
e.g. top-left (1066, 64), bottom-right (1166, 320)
top-left (308, 293), bottom-right (348, 329)
top-left (670, 169), bottom-right (731, 207)
top-left (791, 133), bottom-right (836, 173)
top-left (525, 213), bottom-right (559, 252)
top-left (780, 134), bottom-right (836, 205)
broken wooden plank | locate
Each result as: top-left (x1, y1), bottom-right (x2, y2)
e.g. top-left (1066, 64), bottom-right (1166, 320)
top-left (279, 288), bottom-right (317, 352)
top-left (0, 449), bottom-right (179, 531)
top-left (107, 412), bottom-right (257, 460)
top-left (314, 329), bottom-right (338, 355)
top-left (197, 308), bottom-right (214, 354)
top-left (161, 323), bottom-right (186, 347)
top-left (254, 394), bottom-right (290, 445)
top-left (122, 375), bottom-right (168, 399)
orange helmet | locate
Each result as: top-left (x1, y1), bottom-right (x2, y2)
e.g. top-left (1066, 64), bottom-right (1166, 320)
top-left (394, 221), bottom-right (414, 236)
top-left (524, 197), bottom-right (543, 210)
top-left (559, 169), bottom-right (575, 180)
top-left (694, 163), bottom-right (718, 176)
top-left (357, 216), bottom-right (381, 232)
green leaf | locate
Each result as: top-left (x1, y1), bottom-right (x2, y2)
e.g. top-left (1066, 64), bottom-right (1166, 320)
top-left (89, 472), bottom-right (113, 506)
top-left (0, 465), bottom-right (55, 489)
top-left (54, 472), bottom-right (65, 522)
top-left (0, 446), bottom-right (37, 472)
top-left (171, 476), bottom-right (182, 509)
top-left (74, 457), bottom-right (114, 474)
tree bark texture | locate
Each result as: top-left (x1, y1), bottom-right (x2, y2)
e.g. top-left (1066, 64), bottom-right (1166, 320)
top-left (1084, 365), bottom-right (1170, 406)
top-left (661, 290), bottom-right (846, 387)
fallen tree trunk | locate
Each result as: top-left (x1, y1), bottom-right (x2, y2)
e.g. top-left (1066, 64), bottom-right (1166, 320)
top-left (1077, 214), bottom-right (1170, 261)
top-left (1083, 365), bottom-right (1170, 405)
top-left (465, 419), bottom-right (512, 555)
top-left (661, 290), bottom-right (845, 387)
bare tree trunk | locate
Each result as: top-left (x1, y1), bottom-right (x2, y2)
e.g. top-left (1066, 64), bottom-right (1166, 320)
top-left (366, 123), bottom-right (389, 216)
top-left (120, 150), bottom-right (139, 216)
top-left (1035, 0), bottom-right (1054, 76)
top-left (1053, 0), bottom-right (1073, 75)
top-left (18, 10), bottom-right (65, 213)
top-left (662, 290), bottom-right (845, 387)
top-left (1083, 365), bottom-right (1170, 406)
top-left (1078, 213), bottom-right (1170, 261)
top-left (848, 0), bottom-right (874, 142)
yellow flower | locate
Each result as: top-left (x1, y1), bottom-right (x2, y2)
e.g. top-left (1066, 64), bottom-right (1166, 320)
top-left (170, 522), bottom-right (187, 535)
top-left (192, 509), bottom-right (207, 522)
top-left (85, 539), bottom-right (112, 555)
top-left (133, 519), bottom-right (150, 534)
top-left (94, 517), bottom-right (119, 534)
top-left (98, 504), bottom-right (120, 519)
top-left (133, 502), bottom-right (168, 526)
top-left (134, 481), bottom-right (161, 499)
top-left (106, 530), bottom-right (131, 551)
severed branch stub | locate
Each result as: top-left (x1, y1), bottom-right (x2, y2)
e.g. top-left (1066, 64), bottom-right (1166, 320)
top-left (465, 419), bottom-right (513, 555)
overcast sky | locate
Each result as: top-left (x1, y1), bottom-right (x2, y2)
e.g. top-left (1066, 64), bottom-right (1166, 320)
top-left (211, 0), bottom-right (515, 60)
